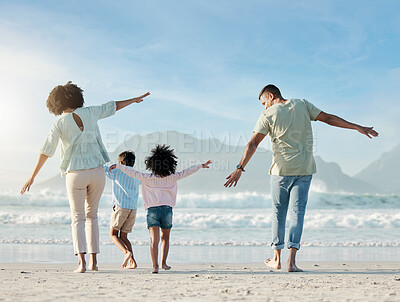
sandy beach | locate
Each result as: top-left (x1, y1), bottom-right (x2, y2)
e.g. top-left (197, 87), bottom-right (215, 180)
top-left (1, 262), bottom-right (399, 301)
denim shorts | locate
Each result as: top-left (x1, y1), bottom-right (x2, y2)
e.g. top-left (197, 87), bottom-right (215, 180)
top-left (146, 205), bottom-right (173, 229)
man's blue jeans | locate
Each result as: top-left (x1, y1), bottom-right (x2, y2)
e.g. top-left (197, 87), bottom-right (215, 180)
top-left (270, 175), bottom-right (312, 250)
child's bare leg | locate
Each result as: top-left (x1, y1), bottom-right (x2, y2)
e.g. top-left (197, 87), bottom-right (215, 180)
top-left (149, 227), bottom-right (160, 273)
top-left (110, 228), bottom-right (131, 268)
top-left (160, 228), bottom-right (171, 270)
top-left (74, 253), bottom-right (86, 273)
top-left (120, 232), bottom-right (137, 269)
top-left (89, 253), bottom-right (98, 271)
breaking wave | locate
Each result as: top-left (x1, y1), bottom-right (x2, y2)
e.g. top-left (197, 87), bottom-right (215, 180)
top-left (1, 209), bottom-right (400, 229)
top-left (1, 238), bottom-right (399, 248)
top-left (1, 190), bottom-right (400, 209)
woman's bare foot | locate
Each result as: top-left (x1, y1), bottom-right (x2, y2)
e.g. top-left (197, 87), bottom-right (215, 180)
top-left (265, 258), bottom-right (281, 269)
top-left (288, 263), bottom-right (303, 272)
top-left (125, 257), bottom-right (137, 269)
top-left (75, 254), bottom-right (86, 273)
top-left (88, 260), bottom-right (98, 271)
top-left (162, 263), bottom-right (171, 270)
top-left (74, 265), bottom-right (86, 273)
top-left (152, 266), bottom-right (159, 274)
top-left (88, 253), bottom-right (98, 271)
top-left (122, 251), bottom-right (132, 268)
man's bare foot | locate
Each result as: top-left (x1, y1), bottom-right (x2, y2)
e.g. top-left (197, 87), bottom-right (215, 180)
top-left (162, 263), bottom-right (171, 270)
top-left (152, 267), bottom-right (159, 274)
top-left (74, 265), bottom-right (86, 273)
top-left (122, 251), bottom-right (132, 268)
top-left (125, 257), bottom-right (137, 269)
top-left (288, 263), bottom-right (303, 272)
top-left (264, 258), bottom-right (281, 269)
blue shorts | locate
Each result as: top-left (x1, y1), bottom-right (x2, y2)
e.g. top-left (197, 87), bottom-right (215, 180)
top-left (146, 206), bottom-right (173, 229)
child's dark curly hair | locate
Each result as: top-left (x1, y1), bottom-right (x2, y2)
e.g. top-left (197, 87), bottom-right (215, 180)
top-left (118, 151), bottom-right (136, 167)
top-left (46, 81), bottom-right (84, 115)
top-left (145, 145), bottom-right (177, 177)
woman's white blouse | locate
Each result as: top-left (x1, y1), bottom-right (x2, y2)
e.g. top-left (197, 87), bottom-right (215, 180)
top-left (40, 101), bottom-right (116, 175)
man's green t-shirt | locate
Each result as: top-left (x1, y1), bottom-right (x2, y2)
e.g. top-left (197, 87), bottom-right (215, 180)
top-left (253, 99), bottom-right (322, 176)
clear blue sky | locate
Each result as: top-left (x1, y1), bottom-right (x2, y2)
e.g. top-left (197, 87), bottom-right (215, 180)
top-left (0, 0), bottom-right (399, 189)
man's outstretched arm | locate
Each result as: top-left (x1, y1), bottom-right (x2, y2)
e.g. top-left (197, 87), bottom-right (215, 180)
top-left (315, 112), bottom-right (379, 139)
top-left (224, 132), bottom-right (266, 188)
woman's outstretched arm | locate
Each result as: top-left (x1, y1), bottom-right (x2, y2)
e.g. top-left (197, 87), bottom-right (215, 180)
top-left (116, 92), bottom-right (150, 111)
top-left (20, 154), bottom-right (49, 194)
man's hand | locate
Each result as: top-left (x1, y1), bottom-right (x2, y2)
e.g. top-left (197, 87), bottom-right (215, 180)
top-left (202, 160), bottom-right (212, 168)
top-left (355, 125), bottom-right (379, 139)
top-left (21, 177), bottom-right (35, 195)
top-left (132, 92), bottom-right (150, 103)
top-left (109, 164), bottom-right (117, 171)
top-left (223, 132), bottom-right (265, 188)
top-left (224, 169), bottom-right (242, 188)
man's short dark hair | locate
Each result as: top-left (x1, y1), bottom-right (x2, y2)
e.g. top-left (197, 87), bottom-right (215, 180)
top-left (145, 145), bottom-right (177, 177)
top-left (258, 84), bottom-right (282, 100)
top-left (46, 81), bottom-right (85, 115)
top-left (118, 151), bottom-right (136, 167)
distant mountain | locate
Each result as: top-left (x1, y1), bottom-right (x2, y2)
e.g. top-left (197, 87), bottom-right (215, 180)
top-left (355, 144), bottom-right (400, 194)
top-left (36, 174), bottom-right (66, 192)
top-left (313, 156), bottom-right (381, 194)
top-left (37, 131), bottom-right (380, 194)
top-left (107, 131), bottom-right (271, 193)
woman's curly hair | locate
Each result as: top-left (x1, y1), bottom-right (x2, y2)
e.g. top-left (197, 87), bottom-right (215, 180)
top-left (46, 81), bottom-right (84, 115)
top-left (145, 145), bottom-right (178, 177)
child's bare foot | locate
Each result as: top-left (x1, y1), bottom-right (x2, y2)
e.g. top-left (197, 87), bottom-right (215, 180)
top-left (122, 251), bottom-right (132, 268)
top-left (264, 258), bottom-right (281, 269)
top-left (162, 263), bottom-right (171, 270)
top-left (152, 266), bottom-right (159, 274)
top-left (288, 263), bottom-right (303, 272)
top-left (74, 264), bottom-right (86, 273)
top-left (125, 257), bottom-right (137, 269)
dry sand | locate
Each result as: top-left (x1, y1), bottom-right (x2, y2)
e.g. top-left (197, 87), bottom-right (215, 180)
top-left (1, 262), bottom-right (399, 301)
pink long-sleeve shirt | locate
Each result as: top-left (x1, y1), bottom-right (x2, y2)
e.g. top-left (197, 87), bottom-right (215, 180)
top-left (116, 164), bottom-right (203, 210)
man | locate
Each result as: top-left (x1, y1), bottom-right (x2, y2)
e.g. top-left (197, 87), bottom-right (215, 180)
top-left (224, 84), bottom-right (378, 272)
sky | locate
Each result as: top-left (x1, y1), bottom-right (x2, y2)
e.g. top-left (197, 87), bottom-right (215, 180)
top-left (0, 0), bottom-right (399, 190)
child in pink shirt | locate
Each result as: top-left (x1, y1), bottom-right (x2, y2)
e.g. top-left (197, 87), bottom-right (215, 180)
top-left (110, 144), bottom-right (211, 273)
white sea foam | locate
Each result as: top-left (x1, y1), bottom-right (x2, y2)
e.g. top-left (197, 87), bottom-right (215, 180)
top-left (176, 192), bottom-right (272, 209)
top-left (0, 190), bottom-right (273, 209)
top-left (0, 211), bottom-right (113, 226)
top-left (310, 179), bottom-right (329, 193)
top-left (2, 190), bottom-right (400, 209)
top-left (0, 189), bottom-right (71, 207)
top-left (304, 212), bottom-right (400, 229)
top-left (2, 209), bottom-right (400, 230)
top-left (1, 238), bottom-right (399, 247)
top-left (0, 212), bottom-right (72, 225)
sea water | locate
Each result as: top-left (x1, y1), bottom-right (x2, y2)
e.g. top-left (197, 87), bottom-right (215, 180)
top-left (0, 190), bottom-right (399, 263)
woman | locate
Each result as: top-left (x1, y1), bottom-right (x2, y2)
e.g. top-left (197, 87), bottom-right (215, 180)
top-left (20, 81), bottom-right (150, 273)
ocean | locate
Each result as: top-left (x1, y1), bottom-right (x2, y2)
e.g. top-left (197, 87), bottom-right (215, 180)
top-left (1, 190), bottom-right (399, 263)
